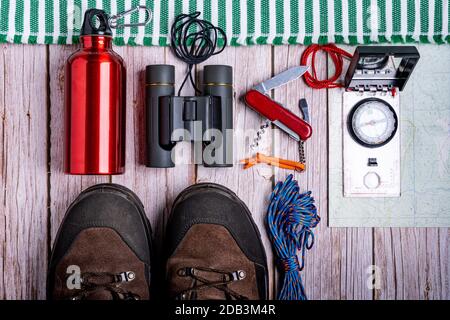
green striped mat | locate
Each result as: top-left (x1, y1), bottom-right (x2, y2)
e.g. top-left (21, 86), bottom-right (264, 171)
top-left (0, 0), bottom-right (449, 46)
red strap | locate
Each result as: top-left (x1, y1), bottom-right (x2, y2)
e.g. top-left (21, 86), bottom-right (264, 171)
top-left (300, 44), bottom-right (353, 89)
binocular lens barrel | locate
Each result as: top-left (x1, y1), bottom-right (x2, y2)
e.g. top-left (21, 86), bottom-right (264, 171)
top-left (202, 65), bottom-right (233, 167)
top-left (203, 65), bottom-right (233, 86)
top-left (145, 65), bottom-right (176, 168)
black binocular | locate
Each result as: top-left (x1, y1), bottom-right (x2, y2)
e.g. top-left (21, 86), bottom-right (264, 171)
top-left (145, 65), bottom-right (233, 168)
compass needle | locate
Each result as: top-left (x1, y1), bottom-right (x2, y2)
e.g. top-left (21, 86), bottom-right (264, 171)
top-left (349, 99), bottom-right (398, 148)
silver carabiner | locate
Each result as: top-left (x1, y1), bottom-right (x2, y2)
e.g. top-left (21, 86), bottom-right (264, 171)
top-left (109, 5), bottom-right (152, 29)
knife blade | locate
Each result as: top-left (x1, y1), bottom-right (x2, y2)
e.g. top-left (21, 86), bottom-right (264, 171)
top-left (253, 66), bottom-right (309, 93)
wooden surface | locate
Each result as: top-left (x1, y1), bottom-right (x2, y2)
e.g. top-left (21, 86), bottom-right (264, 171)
top-left (0, 43), bottom-right (448, 300)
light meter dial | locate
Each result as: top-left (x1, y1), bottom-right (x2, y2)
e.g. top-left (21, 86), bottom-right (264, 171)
top-left (357, 55), bottom-right (389, 70)
top-left (348, 98), bottom-right (398, 148)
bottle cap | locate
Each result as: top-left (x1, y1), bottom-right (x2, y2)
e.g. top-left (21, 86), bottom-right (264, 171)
top-left (81, 9), bottom-right (113, 36)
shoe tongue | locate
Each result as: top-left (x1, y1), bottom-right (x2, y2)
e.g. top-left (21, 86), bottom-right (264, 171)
top-left (79, 274), bottom-right (130, 300)
top-left (200, 289), bottom-right (228, 300)
top-left (197, 269), bottom-right (226, 300)
top-left (87, 274), bottom-right (115, 286)
top-left (184, 268), bottom-right (235, 300)
top-left (85, 289), bottom-right (115, 300)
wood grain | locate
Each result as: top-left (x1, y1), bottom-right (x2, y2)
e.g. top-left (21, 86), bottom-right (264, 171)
top-left (0, 43), bottom-right (448, 300)
top-left (273, 45), bottom-right (374, 300)
top-left (0, 44), bottom-right (48, 299)
top-left (374, 228), bottom-right (449, 299)
top-left (0, 44), bottom-right (4, 299)
top-left (110, 46), bottom-right (196, 263)
top-left (196, 46), bottom-right (276, 298)
top-left (48, 45), bottom-right (109, 245)
top-left (370, 44), bottom-right (450, 300)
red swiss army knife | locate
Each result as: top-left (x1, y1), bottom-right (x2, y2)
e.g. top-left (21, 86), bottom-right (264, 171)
top-left (244, 66), bottom-right (312, 142)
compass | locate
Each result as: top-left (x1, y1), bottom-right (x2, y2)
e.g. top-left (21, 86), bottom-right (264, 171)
top-left (342, 46), bottom-right (419, 197)
top-left (347, 98), bottom-right (398, 148)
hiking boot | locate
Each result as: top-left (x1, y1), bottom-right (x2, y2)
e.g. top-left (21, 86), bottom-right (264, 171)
top-left (165, 183), bottom-right (268, 300)
top-left (47, 184), bottom-right (152, 300)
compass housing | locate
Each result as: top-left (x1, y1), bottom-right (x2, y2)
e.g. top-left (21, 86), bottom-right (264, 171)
top-left (347, 98), bottom-right (398, 148)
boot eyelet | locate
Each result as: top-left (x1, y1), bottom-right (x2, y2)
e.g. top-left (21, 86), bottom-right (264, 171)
top-left (127, 271), bottom-right (135, 280)
top-left (237, 270), bottom-right (246, 280)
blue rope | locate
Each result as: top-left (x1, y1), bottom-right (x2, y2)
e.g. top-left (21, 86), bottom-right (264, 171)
top-left (266, 174), bottom-right (320, 300)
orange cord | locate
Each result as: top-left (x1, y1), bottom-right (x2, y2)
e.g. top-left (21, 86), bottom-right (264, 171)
top-left (300, 44), bottom-right (353, 89)
top-left (241, 153), bottom-right (305, 172)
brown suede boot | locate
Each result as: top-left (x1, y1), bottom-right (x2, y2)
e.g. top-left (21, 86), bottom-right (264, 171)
top-left (48, 184), bottom-right (153, 300)
top-left (165, 183), bottom-right (268, 300)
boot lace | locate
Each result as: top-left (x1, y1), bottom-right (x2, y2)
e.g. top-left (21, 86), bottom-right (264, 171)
top-left (68, 271), bottom-right (140, 300)
top-left (176, 266), bottom-right (249, 300)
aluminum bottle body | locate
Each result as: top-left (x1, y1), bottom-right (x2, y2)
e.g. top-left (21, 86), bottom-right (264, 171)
top-left (64, 35), bottom-right (126, 175)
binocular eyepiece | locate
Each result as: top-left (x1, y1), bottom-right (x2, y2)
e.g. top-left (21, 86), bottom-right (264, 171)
top-left (145, 64), bottom-right (233, 168)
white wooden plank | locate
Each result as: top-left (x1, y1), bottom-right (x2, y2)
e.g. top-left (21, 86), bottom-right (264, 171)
top-left (110, 46), bottom-right (195, 260)
top-left (326, 46), bottom-right (375, 300)
top-left (273, 45), bottom-right (373, 300)
top-left (162, 47), bottom-right (197, 215)
top-left (0, 44), bottom-right (48, 299)
top-left (0, 41), bottom-right (446, 301)
top-left (374, 228), bottom-right (449, 299)
top-left (0, 44), bottom-right (5, 299)
top-left (111, 45), bottom-right (166, 239)
top-left (336, 228), bottom-right (373, 299)
top-left (196, 46), bottom-right (275, 298)
top-left (48, 45), bottom-right (109, 245)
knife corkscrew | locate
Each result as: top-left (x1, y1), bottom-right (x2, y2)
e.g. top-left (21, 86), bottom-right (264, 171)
top-left (250, 120), bottom-right (271, 150)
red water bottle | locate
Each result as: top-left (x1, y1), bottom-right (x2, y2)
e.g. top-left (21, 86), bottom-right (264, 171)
top-left (65, 9), bottom-right (126, 175)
